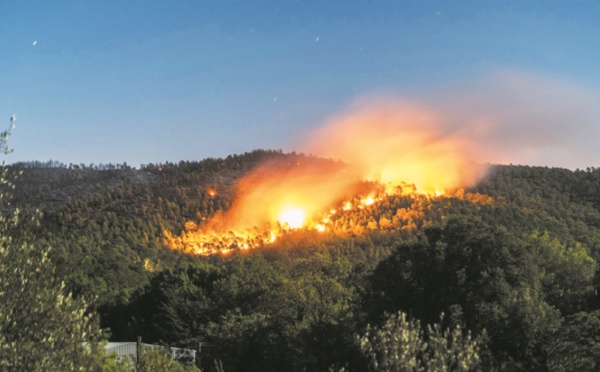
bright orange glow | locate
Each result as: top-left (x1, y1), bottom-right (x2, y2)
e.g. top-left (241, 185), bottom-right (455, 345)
top-left (278, 206), bottom-right (306, 228)
top-left (162, 99), bottom-right (496, 255)
top-left (361, 196), bottom-right (375, 206)
top-left (218, 156), bottom-right (358, 232)
top-left (302, 101), bottom-right (488, 195)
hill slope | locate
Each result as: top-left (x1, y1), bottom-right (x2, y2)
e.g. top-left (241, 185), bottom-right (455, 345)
top-left (10, 152), bottom-right (600, 371)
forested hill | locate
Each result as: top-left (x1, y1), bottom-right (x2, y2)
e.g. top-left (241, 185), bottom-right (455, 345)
top-left (11, 150), bottom-right (281, 209)
top-left (11, 151), bottom-right (600, 371)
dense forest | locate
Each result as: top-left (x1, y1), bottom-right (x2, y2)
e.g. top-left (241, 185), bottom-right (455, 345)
top-left (7, 149), bottom-right (600, 371)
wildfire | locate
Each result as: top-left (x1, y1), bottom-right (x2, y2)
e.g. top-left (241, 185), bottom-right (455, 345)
top-left (361, 196), bottom-right (375, 206)
top-left (163, 100), bottom-right (492, 255)
top-left (278, 206), bottom-right (306, 228)
top-left (302, 101), bottom-right (487, 194)
top-left (218, 156), bottom-right (359, 232)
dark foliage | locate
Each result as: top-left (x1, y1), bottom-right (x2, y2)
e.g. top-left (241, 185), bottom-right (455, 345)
top-left (11, 154), bottom-right (600, 371)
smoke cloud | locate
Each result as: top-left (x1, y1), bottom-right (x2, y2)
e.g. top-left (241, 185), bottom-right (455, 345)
top-left (423, 71), bottom-right (599, 168)
top-left (301, 71), bottom-right (600, 172)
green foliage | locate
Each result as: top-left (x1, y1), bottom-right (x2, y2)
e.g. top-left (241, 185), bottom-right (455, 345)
top-left (138, 346), bottom-right (200, 372)
top-left (358, 311), bottom-right (480, 371)
top-left (0, 123), bottom-right (106, 371)
top-left (365, 217), bottom-right (564, 369)
top-left (526, 231), bottom-right (596, 314)
top-left (545, 310), bottom-right (600, 371)
top-left (84, 342), bottom-right (132, 372)
top-left (9, 148), bottom-right (600, 370)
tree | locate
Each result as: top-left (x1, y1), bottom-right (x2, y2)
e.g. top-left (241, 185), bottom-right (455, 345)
top-left (357, 311), bottom-right (480, 371)
top-left (365, 216), bottom-right (562, 369)
top-left (0, 122), bottom-right (106, 370)
top-left (545, 310), bottom-right (600, 371)
top-left (525, 231), bottom-right (596, 315)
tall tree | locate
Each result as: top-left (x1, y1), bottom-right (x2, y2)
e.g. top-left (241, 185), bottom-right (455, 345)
top-left (0, 122), bottom-right (106, 371)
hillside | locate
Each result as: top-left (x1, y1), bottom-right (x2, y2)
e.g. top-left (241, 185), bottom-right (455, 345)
top-left (10, 151), bottom-right (600, 371)
top-left (12, 165), bottom-right (156, 208)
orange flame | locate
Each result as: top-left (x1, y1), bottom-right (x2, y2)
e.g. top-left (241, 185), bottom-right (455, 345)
top-left (165, 100), bottom-right (492, 255)
top-left (221, 156), bottom-right (361, 231)
top-left (302, 101), bottom-right (487, 195)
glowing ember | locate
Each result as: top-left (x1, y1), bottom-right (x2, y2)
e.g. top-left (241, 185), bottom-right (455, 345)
top-left (343, 202), bottom-right (352, 210)
top-left (361, 196), bottom-right (375, 206)
top-left (278, 207), bottom-right (306, 228)
top-left (315, 224), bottom-right (325, 232)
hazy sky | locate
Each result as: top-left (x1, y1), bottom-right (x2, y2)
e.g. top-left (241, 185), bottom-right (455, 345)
top-left (2, 1), bottom-right (600, 167)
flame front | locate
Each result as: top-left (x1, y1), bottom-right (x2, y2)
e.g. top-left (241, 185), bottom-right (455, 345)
top-left (164, 100), bottom-right (491, 255)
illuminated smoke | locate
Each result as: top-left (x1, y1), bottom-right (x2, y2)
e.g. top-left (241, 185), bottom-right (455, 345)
top-left (301, 71), bottom-right (600, 180)
top-left (301, 100), bottom-right (486, 194)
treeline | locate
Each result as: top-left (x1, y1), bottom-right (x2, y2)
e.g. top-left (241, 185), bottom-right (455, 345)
top-left (12, 152), bottom-right (600, 370)
top-left (13, 159), bottom-right (134, 170)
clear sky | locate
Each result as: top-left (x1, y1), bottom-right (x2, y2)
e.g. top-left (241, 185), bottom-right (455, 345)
top-left (2, 1), bottom-right (600, 167)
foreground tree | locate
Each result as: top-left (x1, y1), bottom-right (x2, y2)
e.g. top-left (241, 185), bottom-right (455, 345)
top-left (0, 121), bottom-right (109, 371)
top-left (358, 311), bottom-right (480, 372)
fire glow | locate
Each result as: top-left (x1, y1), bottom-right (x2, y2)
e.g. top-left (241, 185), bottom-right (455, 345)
top-left (164, 101), bottom-right (492, 255)
top-left (278, 206), bottom-right (306, 229)
top-left (303, 101), bottom-right (487, 194)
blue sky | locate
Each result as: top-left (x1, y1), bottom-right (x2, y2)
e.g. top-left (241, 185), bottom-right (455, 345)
top-left (2, 1), bottom-right (600, 167)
